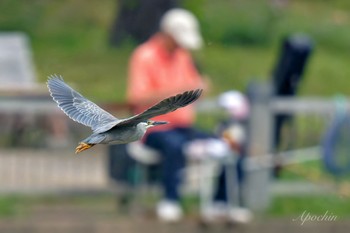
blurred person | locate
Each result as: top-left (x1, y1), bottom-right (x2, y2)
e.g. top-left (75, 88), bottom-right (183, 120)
top-left (126, 8), bottom-right (209, 222)
top-left (202, 91), bottom-right (253, 224)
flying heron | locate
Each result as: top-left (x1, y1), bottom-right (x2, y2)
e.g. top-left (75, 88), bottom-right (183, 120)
top-left (47, 75), bottom-right (203, 153)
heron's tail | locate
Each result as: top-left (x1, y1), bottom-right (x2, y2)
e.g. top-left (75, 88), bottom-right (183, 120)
top-left (75, 142), bottom-right (95, 154)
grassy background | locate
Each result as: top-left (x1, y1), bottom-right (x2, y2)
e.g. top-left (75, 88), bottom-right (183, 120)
top-left (0, 0), bottom-right (350, 101)
top-left (1, 193), bottom-right (350, 219)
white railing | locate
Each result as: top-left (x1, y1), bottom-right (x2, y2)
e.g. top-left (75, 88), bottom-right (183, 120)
top-left (0, 149), bottom-right (108, 193)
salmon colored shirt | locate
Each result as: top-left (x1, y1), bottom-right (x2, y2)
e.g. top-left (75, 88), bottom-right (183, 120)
top-left (127, 34), bottom-right (204, 132)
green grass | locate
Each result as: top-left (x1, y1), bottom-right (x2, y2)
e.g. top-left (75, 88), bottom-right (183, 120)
top-left (0, 194), bottom-right (118, 218)
top-left (0, 196), bottom-right (25, 218)
top-left (2, 193), bottom-right (350, 219)
top-left (1, 0), bottom-right (350, 103)
top-left (268, 195), bottom-right (350, 218)
top-left (0, 197), bottom-right (16, 217)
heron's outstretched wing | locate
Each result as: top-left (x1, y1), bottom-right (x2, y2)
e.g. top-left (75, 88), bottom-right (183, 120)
top-left (47, 75), bottom-right (119, 132)
top-left (117, 89), bottom-right (203, 127)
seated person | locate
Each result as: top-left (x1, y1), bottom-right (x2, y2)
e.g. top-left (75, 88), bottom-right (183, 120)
top-left (126, 8), bottom-right (209, 222)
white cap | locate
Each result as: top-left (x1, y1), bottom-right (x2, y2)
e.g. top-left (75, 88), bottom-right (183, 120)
top-left (160, 8), bottom-right (203, 50)
top-left (218, 91), bottom-right (250, 120)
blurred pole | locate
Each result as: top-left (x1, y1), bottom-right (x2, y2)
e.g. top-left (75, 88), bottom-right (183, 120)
top-left (243, 81), bottom-right (274, 211)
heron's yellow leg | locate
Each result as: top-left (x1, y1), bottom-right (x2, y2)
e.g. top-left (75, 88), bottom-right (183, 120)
top-left (75, 142), bottom-right (94, 154)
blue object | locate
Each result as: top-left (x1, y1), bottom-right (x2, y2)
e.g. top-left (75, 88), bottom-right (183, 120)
top-left (322, 97), bottom-right (350, 176)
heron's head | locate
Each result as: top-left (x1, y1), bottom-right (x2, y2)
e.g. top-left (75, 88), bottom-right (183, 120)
top-left (139, 120), bottom-right (168, 129)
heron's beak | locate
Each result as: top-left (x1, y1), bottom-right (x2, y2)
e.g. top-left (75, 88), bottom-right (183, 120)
top-left (151, 121), bottom-right (168, 126)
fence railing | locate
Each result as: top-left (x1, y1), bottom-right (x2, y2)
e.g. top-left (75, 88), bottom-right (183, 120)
top-left (242, 81), bottom-right (350, 211)
top-left (0, 149), bottom-right (108, 193)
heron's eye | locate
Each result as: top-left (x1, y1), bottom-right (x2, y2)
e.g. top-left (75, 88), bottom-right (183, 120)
top-left (147, 121), bottom-right (151, 125)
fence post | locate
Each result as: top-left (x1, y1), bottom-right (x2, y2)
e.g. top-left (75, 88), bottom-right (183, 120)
top-left (243, 81), bottom-right (274, 211)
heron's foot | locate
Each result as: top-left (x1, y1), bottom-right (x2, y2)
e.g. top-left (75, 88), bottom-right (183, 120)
top-left (75, 142), bottom-right (94, 154)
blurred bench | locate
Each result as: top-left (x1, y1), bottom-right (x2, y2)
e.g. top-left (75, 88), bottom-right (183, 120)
top-left (0, 32), bottom-right (51, 147)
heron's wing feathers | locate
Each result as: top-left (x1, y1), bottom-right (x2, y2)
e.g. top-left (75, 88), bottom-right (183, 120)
top-left (118, 89), bottom-right (203, 126)
top-left (47, 75), bottom-right (119, 132)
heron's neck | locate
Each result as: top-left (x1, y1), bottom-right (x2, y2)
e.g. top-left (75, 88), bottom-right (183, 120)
top-left (136, 123), bottom-right (148, 135)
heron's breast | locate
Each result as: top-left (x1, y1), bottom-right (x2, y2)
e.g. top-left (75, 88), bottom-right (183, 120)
top-left (107, 126), bottom-right (144, 144)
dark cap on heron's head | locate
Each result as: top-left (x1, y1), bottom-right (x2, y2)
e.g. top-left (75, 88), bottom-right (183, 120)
top-left (160, 8), bottom-right (203, 50)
